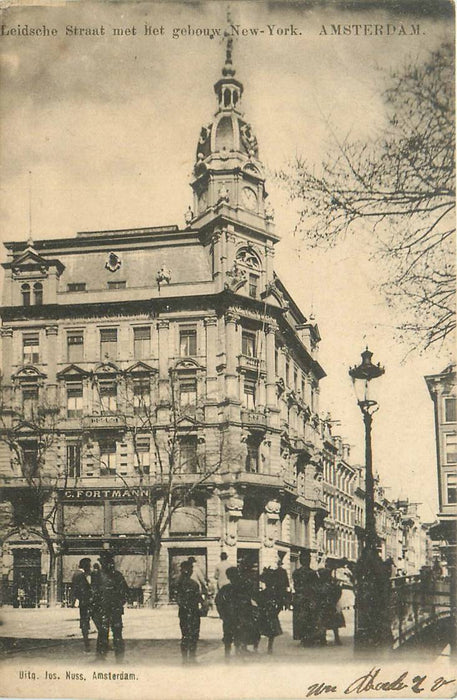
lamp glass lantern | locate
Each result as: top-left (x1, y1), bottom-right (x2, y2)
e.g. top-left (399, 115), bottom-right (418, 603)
top-left (349, 348), bottom-right (385, 406)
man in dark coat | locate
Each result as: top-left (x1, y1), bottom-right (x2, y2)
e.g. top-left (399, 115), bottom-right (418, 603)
top-left (176, 560), bottom-right (202, 663)
top-left (292, 550), bottom-right (320, 646)
top-left (91, 552), bottom-right (129, 661)
top-left (215, 566), bottom-right (240, 659)
top-left (71, 557), bottom-right (92, 652)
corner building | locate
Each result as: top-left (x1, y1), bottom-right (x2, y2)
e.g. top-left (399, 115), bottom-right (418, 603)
top-left (0, 48), bottom-right (333, 605)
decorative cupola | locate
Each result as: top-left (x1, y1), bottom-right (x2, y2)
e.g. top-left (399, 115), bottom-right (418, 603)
top-left (190, 30), bottom-right (274, 231)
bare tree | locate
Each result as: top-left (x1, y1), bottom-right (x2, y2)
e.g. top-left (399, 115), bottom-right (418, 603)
top-left (91, 369), bottom-right (231, 607)
top-left (278, 42), bottom-right (455, 351)
top-left (0, 380), bottom-right (81, 605)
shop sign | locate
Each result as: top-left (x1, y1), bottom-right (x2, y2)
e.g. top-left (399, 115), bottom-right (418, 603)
top-left (61, 487), bottom-right (150, 501)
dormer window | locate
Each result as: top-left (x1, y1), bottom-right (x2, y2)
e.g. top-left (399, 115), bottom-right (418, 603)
top-left (33, 282), bottom-right (43, 306)
top-left (21, 282), bottom-right (43, 306)
top-left (21, 283), bottom-right (31, 306)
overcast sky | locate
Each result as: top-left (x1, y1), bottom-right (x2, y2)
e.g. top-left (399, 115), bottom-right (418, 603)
top-left (0, 0), bottom-right (454, 520)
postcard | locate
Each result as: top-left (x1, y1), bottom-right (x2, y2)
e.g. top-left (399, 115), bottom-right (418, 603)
top-left (0, 1), bottom-right (455, 698)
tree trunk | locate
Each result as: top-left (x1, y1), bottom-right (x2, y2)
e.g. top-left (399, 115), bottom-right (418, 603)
top-left (149, 542), bottom-right (162, 608)
top-left (47, 548), bottom-right (57, 607)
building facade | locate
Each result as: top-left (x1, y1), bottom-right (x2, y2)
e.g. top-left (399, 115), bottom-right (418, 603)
top-left (0, 45), bottom-right (335, 606)
top-left (425, 364), bottom-right (456, 571)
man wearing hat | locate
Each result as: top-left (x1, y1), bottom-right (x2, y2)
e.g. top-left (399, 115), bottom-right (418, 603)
top-left (92, 552), bottom-right (130, 660)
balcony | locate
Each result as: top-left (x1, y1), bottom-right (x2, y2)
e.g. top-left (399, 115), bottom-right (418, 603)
top-left (237, 354), bottom-right (266, 374)
top-left (241, 409), bottom-right (267, 427)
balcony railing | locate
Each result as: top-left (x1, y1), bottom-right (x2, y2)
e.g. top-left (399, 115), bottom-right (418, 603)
top-left (237, 354), bottom-right (266, 373)
top-left (241, 409), bottom-right (267, 427)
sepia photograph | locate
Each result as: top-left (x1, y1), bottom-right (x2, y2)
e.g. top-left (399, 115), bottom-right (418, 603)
top-left (0, 0), bottom-right (455, 698)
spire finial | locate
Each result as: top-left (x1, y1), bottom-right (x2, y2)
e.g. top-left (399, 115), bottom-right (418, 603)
top-left (223, 6), bottom-right (235, 77)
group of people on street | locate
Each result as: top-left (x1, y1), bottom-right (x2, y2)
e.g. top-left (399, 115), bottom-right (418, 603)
top-left (175, 554), bottom-right (289, 662)
top-left (71, 552), bottom-right (129, 660)
top-left (71, 549), bottom-right (345, 663)
top-left (292, 551), bottom-right (345, 647)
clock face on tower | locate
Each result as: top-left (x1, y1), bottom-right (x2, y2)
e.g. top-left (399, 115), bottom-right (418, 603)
top-left (198, 190), bottom-right (208, 213)
top-left (241, 186), bottom-right (257, 211)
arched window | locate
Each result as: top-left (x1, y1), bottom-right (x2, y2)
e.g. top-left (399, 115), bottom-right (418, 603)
top-left (21, 283), bottom-right (31, 306)
top-left (33, 282), bottom-right (43, 306)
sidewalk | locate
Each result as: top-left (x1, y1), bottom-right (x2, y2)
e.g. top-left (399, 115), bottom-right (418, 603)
top-left (0, 606), bottom-right (356, 665)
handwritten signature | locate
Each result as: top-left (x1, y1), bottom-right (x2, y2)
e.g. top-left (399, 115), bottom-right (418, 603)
top-left (306, 667), bottom-right (456, 697)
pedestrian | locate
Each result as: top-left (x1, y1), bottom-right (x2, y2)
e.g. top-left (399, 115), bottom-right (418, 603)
top-left (214, 552), bottom-right (231, 591)
top-left (317, 568), bottom-right (344, 645)
top-left (257, 568), bottom-right (283, 654)
top-left (292, 551), bottom-right (320, 646)
top-left (274, 553), bottom-right (291, 609)
top-left (176, 560), bottom-right (202, 663)
top-left (215, 566), bottom-right (240, 660)
top-left (91, 552), bottom-right (129, 661)
top-left (235, 559), bottom-right (260, 654)
top-left (71, 557), bottom-right (93, 652)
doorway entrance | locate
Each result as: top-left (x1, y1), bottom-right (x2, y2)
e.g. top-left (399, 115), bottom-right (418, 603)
top-left (13, 549), bottom-right (41, 608)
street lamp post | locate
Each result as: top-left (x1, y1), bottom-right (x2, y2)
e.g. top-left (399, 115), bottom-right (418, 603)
top-left (349, 348), bottom-right (392, 650)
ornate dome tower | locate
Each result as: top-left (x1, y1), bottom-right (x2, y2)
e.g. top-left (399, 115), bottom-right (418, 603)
top-left (190, 35), bottom-right (273, 229)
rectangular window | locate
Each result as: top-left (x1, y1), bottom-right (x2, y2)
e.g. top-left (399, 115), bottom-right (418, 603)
top-left (179, 376), bottom-right (197, 406)
top-left (99, 382), bottom-right (117, 413)
top-left (99, 441), bottom-right (116, 475)
top-left (107, 281), bottom-right (126, 289)
top-left (22, 386), bottom-right (38, 417)
top-left (241, 330), bottom-right (256, 358)
top-left (446, 474), bottom-right (457, 504)
top-left (248, 274), bottom-right (258, 299)
top-left (275, 348), bottom-right (279, 375)
top-left (243, 378), bottom-right (256, 410)
top-left (67, 332), bottom-right (84, 363)
top-left (444, 397), bottom-right (456, 423)
top-left (100, 328), bottom-right (117, 361)
top-left (179, 436), bottom-right (198, 473)
top-left (135, 437), bottom-right (150, 475)
top-left (66, 444), bottom-right (81, 478)
top-left (285, 360), bottom-right (290, 387)
top-left (67, 382), bottom-right (83, 417)
top-left (133, 378), bottom-right (150, 414)
top-left (445, 433), bottom-right (457, 464)
top-left (133, 326), bottom-right (151, 360)
top-left (294, 367), bottom-right (298, 391)
top-left (67, 283), bottom-right (86, 292)
top-left (179, 328), bottom-right (197, 357)
top-left (22, 333), bottom-right (40, 365)
top-left (22, 441), bottom-right (38, 478)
